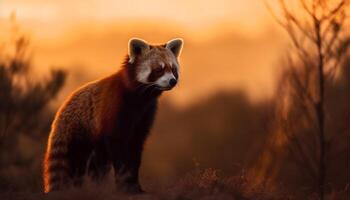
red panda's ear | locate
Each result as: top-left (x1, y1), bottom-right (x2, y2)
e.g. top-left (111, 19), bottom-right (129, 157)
top-left (128, 38), bottom-right (150, 63)
top-left (166, 38), bottom-right (184, 58)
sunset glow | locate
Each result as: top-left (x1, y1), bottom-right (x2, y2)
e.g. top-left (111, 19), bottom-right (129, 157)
top-left (1, 1), bottom-right (350, 198)
top-left (0, 0), bottom-right (285, 105)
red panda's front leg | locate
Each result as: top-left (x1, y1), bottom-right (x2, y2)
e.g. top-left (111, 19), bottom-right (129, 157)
top-left (124, 103), bottom-right (158, 193)
top-left (111, 103), bottom-right (157, 194)
top-left (109, 130), bottom-right (146, 193)
top-left (86, 138), bottom-right (112, 182)
top-left (108, 140), bottom-right (143, 193)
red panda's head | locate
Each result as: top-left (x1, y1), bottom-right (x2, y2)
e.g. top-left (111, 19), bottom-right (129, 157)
top-left (126, 38), bottom-right (183, 91)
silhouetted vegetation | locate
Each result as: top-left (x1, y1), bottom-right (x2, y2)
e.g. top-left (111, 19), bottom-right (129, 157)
top-left (0, 26), bottom-right (66, 191)
top-left (255, 0), bottom-right (350, 199)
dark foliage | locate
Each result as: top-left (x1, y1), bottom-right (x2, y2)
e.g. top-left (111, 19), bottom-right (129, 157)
top-left (0, 33), bottom-right (66, 191)
top-left (257, 1), bottom-right (350, 199)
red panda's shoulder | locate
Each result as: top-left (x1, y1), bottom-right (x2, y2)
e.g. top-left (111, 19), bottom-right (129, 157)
top-left (93, 71), bottom-right (126, 135)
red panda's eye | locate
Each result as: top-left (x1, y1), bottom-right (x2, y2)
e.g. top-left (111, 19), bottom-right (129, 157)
top-left (154, 67), bottom-right (163, 73)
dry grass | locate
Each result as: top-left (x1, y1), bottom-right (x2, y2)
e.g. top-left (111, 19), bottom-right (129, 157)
top-left (0, 169), bottom-right (288, 200)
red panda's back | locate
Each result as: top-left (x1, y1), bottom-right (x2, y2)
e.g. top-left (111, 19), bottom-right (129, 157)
top-left (43, 72), bottom-right (122, 192)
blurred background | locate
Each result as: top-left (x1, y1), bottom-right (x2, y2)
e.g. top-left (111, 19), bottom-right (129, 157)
top-left (0, 0), bottom-right (283, 105)
top-left (0, 0), bottom-right (349, 199)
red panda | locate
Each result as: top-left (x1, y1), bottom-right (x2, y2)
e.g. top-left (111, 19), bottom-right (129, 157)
top-left (43, 38), bottom-right (183, 193)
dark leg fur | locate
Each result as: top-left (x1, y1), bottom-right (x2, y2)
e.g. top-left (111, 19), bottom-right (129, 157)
top-left (112, 103), bottom-right (157, 194)
top-left (67, 134), bottom-right (93, 187)
top-left (87, 145), bottom-right (111, 181)
top-left (112, 143), bottom-right (144, 193)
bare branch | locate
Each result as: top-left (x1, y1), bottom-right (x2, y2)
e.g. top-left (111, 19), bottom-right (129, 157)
top-left (264, 0), bottom-right (289, 28)
top-left (323, 10), bottom-right (347, 63)
top-left (301, 0), bottom-right (316, 19)
top-left (321, 0), bottom-right (347, 21)
top-left (281, 0), bottom-right (317, 43)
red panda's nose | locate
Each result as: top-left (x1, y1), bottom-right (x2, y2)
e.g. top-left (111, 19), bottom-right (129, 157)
top-left (169, 78), bottom-right (177, 87)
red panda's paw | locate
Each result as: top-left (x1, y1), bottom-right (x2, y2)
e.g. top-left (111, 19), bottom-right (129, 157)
top-left (122, 183), bottom-right (145, 194)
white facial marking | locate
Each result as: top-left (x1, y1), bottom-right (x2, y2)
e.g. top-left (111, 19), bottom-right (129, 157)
top-left (168, 51), bottom-right (180, 71)
top-left (156, 72), bottom-right (176, 87)
top-left (136, 61), bottom-right (151, 83)
top-left (159, 62), bottom-right (165, 69)
top-left (172, 62), bottom-right (179, 71)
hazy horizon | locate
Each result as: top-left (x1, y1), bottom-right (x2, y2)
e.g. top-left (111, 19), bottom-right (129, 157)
top-left (0, 0), bottom-right (287, 106)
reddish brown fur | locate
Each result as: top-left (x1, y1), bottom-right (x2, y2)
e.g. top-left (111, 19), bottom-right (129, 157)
top-left (43, 42), bottom-right (180, 193)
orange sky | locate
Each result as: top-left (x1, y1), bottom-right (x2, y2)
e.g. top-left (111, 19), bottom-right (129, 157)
top-left (0, 0), bottom-right (286, 106)
top-left (1, 0), bottom-right (268, 34)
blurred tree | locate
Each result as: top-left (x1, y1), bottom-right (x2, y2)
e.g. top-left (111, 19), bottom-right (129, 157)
top-left (142, 90), bottom-right (272, 189)
top-left (261, 0), bottom-right (350, 199)
top-left (0, 19), bottom-right (66, 191)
